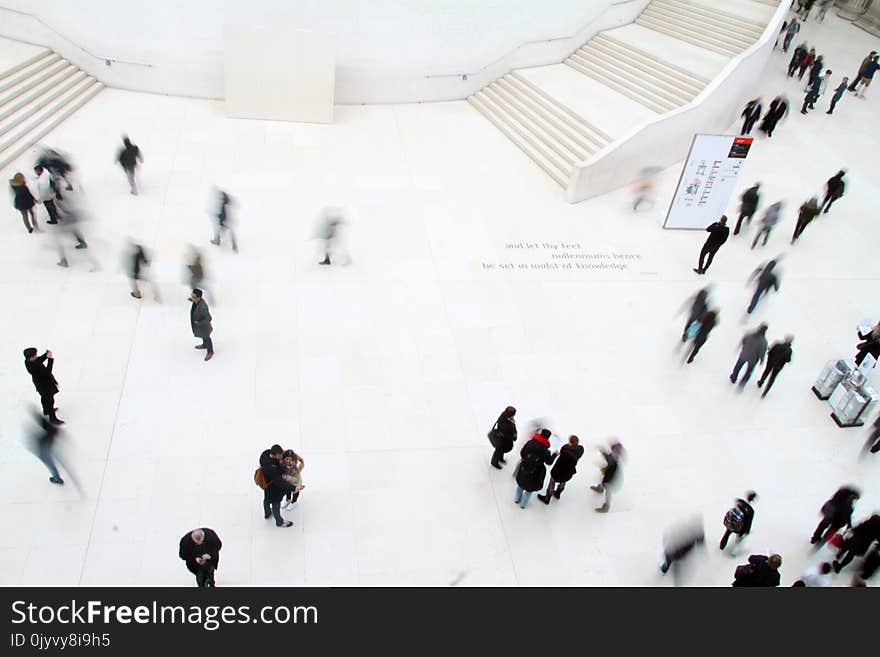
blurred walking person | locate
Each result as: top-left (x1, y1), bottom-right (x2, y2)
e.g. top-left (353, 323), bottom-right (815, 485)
top-left (210, 190), bottom-right (237, 253)
top-left (9, 172), bottom-right (38, 233)
top-left (719, 491), bottom-right (757, 554)
top-left (811, 486), bottom-right (860, 546)
top-left (757, 335), bottom-right (793, 398)
top-left (590, 440), bottom-right (623, 513)
top-left (693, 216), bottom-right (729, 275)
top-left (184, 246), bottom-right (214, 304)
top-left (801, 69), bottom-right (831, 114)
top-left (758, 96), bottom-right (788, 138)
top-left (632, 166), bottom-right (659, 211)
top-left (832, 514), bottom-right (880, 573)
top-left (746, 261), bottom-right (780, 314)
top-left (787, 43), bottom-right (807, 78)
top-left (189, 289), bottom-right (214, 361)
top-left (26, 408), bottom-right (77, 487)
top-left (733, 183), bottom-right (760, 235)
top-left (514, 429), bottom-right (554, 509)
top-left (488, 405), bottom-right (517, 469)
top-left (127, 242), bottom-right (159, 301)
top-left (117, 135), bottom-right (143, 195)
top-left (782, 19), bottom-right (800, 52)
top-left (316, 206), bottom-right (350, 266)
top-left (797, 48), bottom-right (815, 81)
top-left (820, 170), bottom-right (846, 214)
top-left (679, 287), bottom-right (710, 343)
top-left (740, 98), bottom-right (761, 135)
top-left (24, 347), bottom-right (63, 424)
top-left (750, 202), bottom-right (781, 249)
top-left (791, 197), bottom-right (820, 243)
top-left (537, 435), bottom-right (583, 504)
top-left (685, 310), bottom-right (718, 364)
top-left (659, 517), bottom-right (705, 584)
top-left (179, 528), bottom-right (222, 587)
top-left (730, 324), bottom-right (768, 389)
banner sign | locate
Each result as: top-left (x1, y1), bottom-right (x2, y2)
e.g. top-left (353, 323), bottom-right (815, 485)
top-left (663, 134), bottom-right (753, 229)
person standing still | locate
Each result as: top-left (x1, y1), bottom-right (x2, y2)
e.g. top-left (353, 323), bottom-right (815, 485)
top-left (733, 183), bottom-right (760, 235)
top-left (693, 216), bottom-right (729, 275)
top-left (730, 324), bottom-right (769, 389)
top-left (513, 429), bottom-right (554, 509)
top-left (24, 348), bottom-right (63, 424)
top-left (854, 54), bottom-right (880, 98)
top-left (848, 51), bottom-right (877, 91)
top-left (189, 289), bottom-right (214, 361)
top-left (801, 70), bottom-right (831, 114)
top-left (720, 491), bottom-right (757, 554)
top-left (33, 165), bottom-right (60, 224)
top-left (9, 173), bottom-right (38, 233)
top-left (179, 528), bottom-right (222, 587)
top-left (827, 77), bottom-right (849, 114)
top-left (117, 136), bottom-right (143, 195)
top-left (537, 435), bottom-right (584, 504)
top-left (820, 170), bottom-right (846, 214)
top-left (757, 335), bottom-right (793, 397)
top-left (488, 405), bottom-right (517, 469)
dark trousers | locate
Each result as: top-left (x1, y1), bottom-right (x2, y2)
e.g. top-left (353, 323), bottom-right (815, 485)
top-left (747, 284), bottom-right (771, 314)
top-left (750, 225), bottom-right (772, 249)
top-left (811, 516), bottom-right (843, 543)
top-left (862, 428), bottom-right (880, 455)
top-left (820, 193), bottom-right (838, 213)
top-left (828, 96), bottom-right (841, 114)
top-left (213, 223), bottom-right (237, 251)
top-left (719, 529), bottom-right (744, 550)
top-left (792, 217), bottom-right (811, 242)
top-left (490, 445), bottom-right (507, 466)
top-left (731, 357), bottom-right (758, 386)
top-left (195, 562), bottom-right (216, 587)
top-left (741, 117), bottom-right (758, 135)
top-left (39, 391), bottom-right (56, 418)
top-left (36, 445), bottom-right (61, 480)
top-left (835, 544), bottom-right (860, 571)
top-left (734, 211), bottom-right (754, 235)
top-left (757, 363), bottom-right (783, 396)
top-left (697, 244), bottom-right (719, 273)
top-left (542, 477), bottom-right (565, 498)
top-left (201, 337), bottom-right (214, 353)
top-left (687, 337), bottom-right (707, 362)
top-left (285, 490), bottom-right (300, 503)
top-left (263, 490), bottom-right (283, 525)
top-left (43, 199), bottom-right (59, 223)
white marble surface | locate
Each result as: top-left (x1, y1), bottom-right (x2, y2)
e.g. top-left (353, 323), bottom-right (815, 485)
top-left (0, 38), bottom-right (43, 71)
top-left (0, 11), bottom-right (879, 587)
top-left (607, 23), bottom-right (732, 79)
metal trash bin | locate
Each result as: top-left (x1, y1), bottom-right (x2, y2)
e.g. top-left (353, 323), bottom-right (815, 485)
top-left (812, 359), bottom-right (851, 400)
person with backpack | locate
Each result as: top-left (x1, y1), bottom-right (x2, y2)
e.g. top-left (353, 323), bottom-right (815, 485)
top-left (685, 310), bottom-right (718, 364)
top-left (590, 440), bottom-right (623, 513)
top-left (720, 491), bottom-right (757, 554)
top-left (258, 444), bottom-right (296, 527)
top-left (489, 406), bottom-right (517, 469)
top-left (733, 183), bottom-right (760, 236)
top-left (514, 430), bottom-right (554, 509)
top-left (117, 135), bottom-right (143, 195)
top-left (811, 485), bottom-right (860, 546)
top-left (537, 435), bottom-right (584, 504)
top-left (732, 553), bottom-right (782, 587)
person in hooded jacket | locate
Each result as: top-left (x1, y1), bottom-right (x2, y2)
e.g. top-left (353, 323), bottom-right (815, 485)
top-left (537, 435), bottom-right (584, 504)
top-left (791, 196), bottom-right (820, 243)
top-left (820, 170), bottom-right (845, 214)
top-left (746, 261), bottom-right (781, 314)
top-left (514, 429), bottom-right (554, 509)
top-left (489, 406), bottom-right (517, 469)
top-left (259, 444), bottom-right (296, 527)
top-left (733, 183), bottom-right (760, 235)
top-left (117, 135), bottom-right (143, 195)
top-left (833, 514), bottom-right (880, 573)
top-left (811, 486), bottom-right (860, 546)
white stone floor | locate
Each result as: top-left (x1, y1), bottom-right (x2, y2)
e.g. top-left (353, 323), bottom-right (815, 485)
top-left (0, 11), bottom-right (879, 586)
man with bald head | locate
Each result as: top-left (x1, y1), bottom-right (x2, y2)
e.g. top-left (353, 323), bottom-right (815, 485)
top-left (178, 527), bottom-right (222, 587)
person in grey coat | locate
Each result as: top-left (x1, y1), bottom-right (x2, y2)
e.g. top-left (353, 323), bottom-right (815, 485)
top-left (750, 202), bottom-right (782, 249)
top-left (189, 289), bottom-right (214, 361)
top-left (782, 19), bottom-right (800, 53)
top-left (730, 324), bottom-right (769, 389)
top-left (746, 261), bottom-right (780, 314)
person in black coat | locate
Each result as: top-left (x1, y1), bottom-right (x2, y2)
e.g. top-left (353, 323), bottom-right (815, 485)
top-left (179, 528), bottom-right (222, 587)
top-left (732, 554), bottom-right (782, 587)
top-left (259, 445), bottom-right (295, 527)
top-left (758, 96), bottom-right (788, 138)
top-left (189, 289), bottom-right (214, 361)
top-left (680, 287), bottom-right (710, 343)
top-left (757, 335), bottom-right (793, 397)
top-left (833, 514), bottom-right (880, 573)
top-left (740, 98), bottom-right (761, 135)
top-left (537, 435), bottom-right (584, 504)
top-left (733, 183), bottom-right (760, 235)
top-left (693, 216), bottom-right (729, 275)
top-left (820, 170), bottom-right (845, 214)
top-left (746, 260), bottom-right (780, 315)
top-left (117, 135), bottom-right (143, 195)
top-left (787, 44), bottom-right (807, 77)
top-left (685, 310), bottom-right (718, 364)
top-left (489, 406), bottom-right (517, 469)
top-left (590, 440), bottom-right (623, 513)
top-left (855, 322), bottom-right (880, 367)
top-left (24, 348), bottom-right (63, 424)
top-left (811, 486), bottom-right (860, 546)
top-left (719, 491), bottom-right (757, 553)
top-left (514, 430), bottom-right (554, 509)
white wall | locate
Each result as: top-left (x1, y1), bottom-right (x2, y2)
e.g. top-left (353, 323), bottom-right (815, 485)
top-left (0, 0), bottom-right (646, 103)
top-left (565, 2), bottom-right (791, 203)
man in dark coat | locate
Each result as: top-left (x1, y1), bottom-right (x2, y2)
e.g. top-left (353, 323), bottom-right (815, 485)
top-left (746, 260), bottom-right (780, 314)
top-left (811, 486), bottom-right (860, 546)
top-left (117, 135), bottom-right (143, 195)
top-left (24, 348), bottom-right (63, 424)
top-left (833, 514), bottom-right (880, 573)
top-left (179, 528), bottom-right (222, 587)
top-left (820, 170), bottom-right (845, 214)
top-left (719, 491), bottom-right (757, 553)
top-left (787, 44), bottom-right (807, 77)
top-left (791, 196), bottom-right (820, 243)
top-left (848, 51), bottom-right (877, 91)
top-left (732, 554), bottom-right (782, 587)
top-left (189, 289), bottom-right (214, 361)
top-left (590, 441), bottom-right (623, 513)
top-left (537, 435), bottom-right (584, 504)
top-left (827, 77), bottom-right (849, 114)
top-left (758, 96), bottom-right (788, 138)
top-left (740, 98), bottom-right (761, 135)
top-left (757, 335), bottom-right (793, 397)
top-left (730, 324), bottom-right (768, 389)
top-left (260, 445), bottom-right (295, 527)
top-left (514, 429), bottom-right (554, 509)
top-left (693, 215), bottom-right (729, 275)
top-left (733, 183), bottom-right (760, 235)
top-left (489, 406), bottom-right (517, 469)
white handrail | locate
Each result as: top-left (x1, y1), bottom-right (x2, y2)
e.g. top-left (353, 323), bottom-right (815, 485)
top-left (0, 5), bottom-right (153, 68)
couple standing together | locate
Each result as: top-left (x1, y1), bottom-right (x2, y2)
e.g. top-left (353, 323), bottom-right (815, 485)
top-left (258, 445), bottom-right (305, 528)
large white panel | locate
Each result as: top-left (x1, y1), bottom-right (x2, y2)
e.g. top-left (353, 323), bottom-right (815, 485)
top-left (224, 27), bottom-right (334, 124)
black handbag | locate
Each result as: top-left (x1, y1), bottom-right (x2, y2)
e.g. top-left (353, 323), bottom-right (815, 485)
top-left (487, 421), bottom-right (502, 448)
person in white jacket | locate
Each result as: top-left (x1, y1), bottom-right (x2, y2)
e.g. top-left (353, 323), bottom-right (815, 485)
top-left (33, 165), bottom-right (60, 224)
